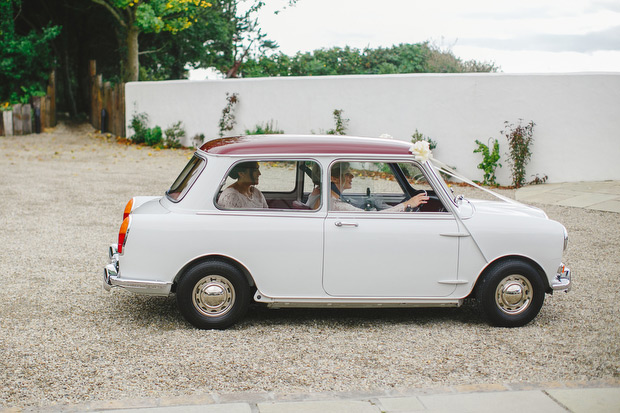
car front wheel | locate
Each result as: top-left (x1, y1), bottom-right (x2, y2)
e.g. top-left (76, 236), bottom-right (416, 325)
top-left (176, 261), bottom-right (250, 329)
top-left (476, 260), bottom-right (545, 327)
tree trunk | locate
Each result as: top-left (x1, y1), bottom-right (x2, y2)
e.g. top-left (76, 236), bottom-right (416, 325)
top-left (124, 26), bottom-right (140, 82)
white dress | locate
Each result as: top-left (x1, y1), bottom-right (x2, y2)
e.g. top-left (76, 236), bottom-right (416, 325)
top-left (218, 186), bottom-right (268, 209)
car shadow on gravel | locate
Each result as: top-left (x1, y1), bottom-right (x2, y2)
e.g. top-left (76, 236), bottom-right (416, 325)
top-left (107, 293), bottom-right (184, 329)
top-left (240, 302), bottom-right (484, 329)
top-left (107, 292), bottom-right (485, 330)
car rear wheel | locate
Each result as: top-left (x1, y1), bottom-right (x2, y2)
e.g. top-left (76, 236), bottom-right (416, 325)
top-left (176, 261), bottom-right (250, 329)
top-left (476, 260), bottom-right (545, 327)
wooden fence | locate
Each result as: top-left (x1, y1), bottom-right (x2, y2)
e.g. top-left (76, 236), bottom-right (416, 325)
top-left (89, 60), bottom-right (126, 137)
top-left (0, 71), bottom-right (56, 136)
top-left (0, 63), bottom-right (126, 137)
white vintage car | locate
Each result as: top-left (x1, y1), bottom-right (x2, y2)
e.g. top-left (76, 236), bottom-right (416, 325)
top-left (104, 135), bottom-right (571, 329)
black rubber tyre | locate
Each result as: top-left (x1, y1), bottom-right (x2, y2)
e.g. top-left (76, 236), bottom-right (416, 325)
top-left (476, 259), bottom-right (545, 327)
top-left (176, 261), bottom-right (250, 330)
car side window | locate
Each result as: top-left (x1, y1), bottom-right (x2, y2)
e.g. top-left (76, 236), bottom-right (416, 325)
top-left (398, 162), bottom-right (433, 193)
top-left (166, 155), bottom-right (206, 202)
top-left (329, 161), bottom-right (447, 212)
top-left (216, 160), bottom-right (322, 210)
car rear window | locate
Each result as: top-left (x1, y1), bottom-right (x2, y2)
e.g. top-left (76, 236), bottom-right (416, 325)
top-left (166, 155), bottom-right (206, 202)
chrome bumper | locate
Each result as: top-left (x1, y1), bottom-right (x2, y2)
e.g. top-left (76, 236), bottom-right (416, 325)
top-left (551, 263), bottom-right (572, 292)
top-left (103, 244), bottom-right (172, 296)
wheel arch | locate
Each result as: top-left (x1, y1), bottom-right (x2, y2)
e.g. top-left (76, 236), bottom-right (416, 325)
top-left (469, 255), bottom-right (551, 298)
top-left (172, 254), bottom-right (256, 293)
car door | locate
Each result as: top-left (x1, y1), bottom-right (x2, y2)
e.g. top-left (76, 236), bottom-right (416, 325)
top-left (322, 161), bottom-right (459, 298)
top-left (212, 159), bottom-right (326, 298)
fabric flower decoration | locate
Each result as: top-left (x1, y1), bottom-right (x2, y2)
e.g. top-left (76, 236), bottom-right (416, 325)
top-left (379, 133), bottom-right (393, 140)
top-left (410, 140), bottom-right (432, 162)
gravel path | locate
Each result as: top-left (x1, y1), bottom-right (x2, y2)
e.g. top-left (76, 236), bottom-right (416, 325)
top-left (1, 123), bottom-right (618, 409)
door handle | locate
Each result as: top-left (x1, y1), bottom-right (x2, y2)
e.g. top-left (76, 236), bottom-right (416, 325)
top-left (335, 221), bottom-right (359, 227)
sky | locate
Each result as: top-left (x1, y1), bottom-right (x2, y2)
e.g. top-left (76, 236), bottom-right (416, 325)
top-left (252, 0), bottom-right (620, 73)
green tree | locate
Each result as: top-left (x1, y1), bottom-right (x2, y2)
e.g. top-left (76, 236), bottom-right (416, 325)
top-left (88, 0), bottom-right (213, 82)
top-left (138, 0), bottom-right (277, 79)
top-left (240, 42), bottom-right (499, 77)
top-left (12, 0), bottom-right (283, 115)
top-left (0, 0), bottom-right (61, 103)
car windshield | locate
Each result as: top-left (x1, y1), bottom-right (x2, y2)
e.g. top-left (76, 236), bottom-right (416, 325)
top-left (166, 155), bottom-right (206, 202)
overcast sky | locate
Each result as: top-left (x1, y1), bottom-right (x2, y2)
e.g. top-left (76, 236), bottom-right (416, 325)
top-left (253, 0), bottom-right (620, 73)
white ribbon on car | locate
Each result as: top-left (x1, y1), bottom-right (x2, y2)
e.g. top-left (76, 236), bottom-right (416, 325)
top-left (429, 158), bottom-right (520, 205)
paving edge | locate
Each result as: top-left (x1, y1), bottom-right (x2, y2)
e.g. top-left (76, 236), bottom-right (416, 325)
top-left (5, 378), bottom-right (620, 412)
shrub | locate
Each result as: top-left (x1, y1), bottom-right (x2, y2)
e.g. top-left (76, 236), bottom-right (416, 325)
top-left (192, 134), bottom-right (205, 148)
top-left (529, 174), bottom-right (548, 185)
top-left (474, 138), bottom-right (501, 186)
top-left (130, 112), bottom-right (150, 144)
top-left (129, 112), bottom-right (165, 147)
top-left (411, 129), bottom-right (437, 150)
top-left (219, 92), bottom-right (239, 137)
top-left (245, 120), bottom-right (284, 135)
top-left (326, 109), bottom-right (349, 135)
top-left (504, 120), bottom-right (535, 188)
top-left (145, 125), bottom-right (163, 146)
top-left (164, 121), bottom-right (186, 148)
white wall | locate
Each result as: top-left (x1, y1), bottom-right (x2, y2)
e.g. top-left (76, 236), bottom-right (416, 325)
top-left (126, 73), bottom-right (620, 185)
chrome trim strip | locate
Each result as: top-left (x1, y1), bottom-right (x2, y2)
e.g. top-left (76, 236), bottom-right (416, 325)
top-left (439, 232), bottom-right (471, 237)
top-left (438, 280), bottom-right (469, 285)
top-left (264, 301), bottom-right (462, 309)
top-left (110, 277), bottom-right (172, 291)
top-left (103, 265), bottom-right (172, 293)
top-left (253, 290), bottom-right (463, 307)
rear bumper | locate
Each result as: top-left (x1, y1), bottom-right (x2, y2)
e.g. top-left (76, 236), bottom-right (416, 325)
top-left (103, 244), bottom-right (172, 296)
top-left (551, 263), bottom-right (571, 292)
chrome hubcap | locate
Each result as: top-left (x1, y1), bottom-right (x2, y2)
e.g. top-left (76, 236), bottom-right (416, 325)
top-left (192, 275), bottom-right (235, 317)
top-left (495, 274), bottom-right (533, 315)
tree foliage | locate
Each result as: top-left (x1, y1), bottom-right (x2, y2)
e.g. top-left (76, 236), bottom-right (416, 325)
top-left (11, 0), bottom-right (276, 115)
top-left (87, 0), bottom-right (213, 82)
top-left (0, 0), bottom-right (61, 104)
top-left (240, 42), bottom-right (499, 77)
top-left (139, 0), bottom-right (277, 80)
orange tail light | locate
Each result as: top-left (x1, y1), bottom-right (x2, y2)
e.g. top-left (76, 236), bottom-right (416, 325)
top-left (123, 198), bottom-right (134, 221)
top-left (118, 217), bottom-right (131, 254)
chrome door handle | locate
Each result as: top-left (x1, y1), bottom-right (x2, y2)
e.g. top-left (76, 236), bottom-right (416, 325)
top-left (335, 221), bottom-right (359, 227)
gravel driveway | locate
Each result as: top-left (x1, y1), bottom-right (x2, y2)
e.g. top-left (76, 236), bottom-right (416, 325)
top-left (1, 123), bottom-right (618, 409)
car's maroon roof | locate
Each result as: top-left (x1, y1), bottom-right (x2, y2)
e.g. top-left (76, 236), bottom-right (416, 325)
top-left (199, 135), bottom-right (414, 156)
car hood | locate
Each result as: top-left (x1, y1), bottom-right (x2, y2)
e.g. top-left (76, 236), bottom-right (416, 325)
top-left (466, 198), bottom-right (548, 220)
